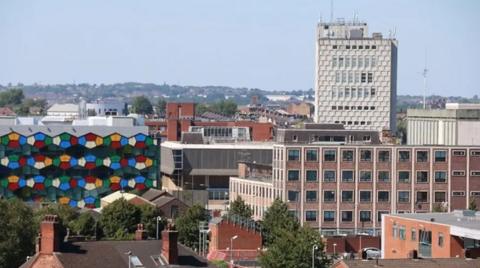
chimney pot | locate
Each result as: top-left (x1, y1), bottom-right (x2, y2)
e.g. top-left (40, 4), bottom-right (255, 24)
top-left (39, 214), bottom-right (61, 254)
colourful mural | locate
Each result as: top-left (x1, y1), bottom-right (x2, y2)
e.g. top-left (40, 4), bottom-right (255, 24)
top-left (0, 132), bottom-right (158, 208)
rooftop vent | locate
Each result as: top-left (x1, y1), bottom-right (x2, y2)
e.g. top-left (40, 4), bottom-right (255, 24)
top-left (372, 32), bottom-right (383, 39)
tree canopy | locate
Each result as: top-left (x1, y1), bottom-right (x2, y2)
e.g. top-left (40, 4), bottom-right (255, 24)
top-left (131, 95), bottom-right (153, 115)
top-left (100, 198), bottom-right (142, 239)
top-left (156, 98), bottom-right (167, 116)
top-left (0, 88), bottom-right (24, 107)
top-left (228, 196), bottom-right (253, 219)
top-left (195, 100), bottom-right (237, 116)
top-left (259, 226), bottom-right (330, 268)
top-left (0, 199), bottom-right (37, 268)
top-left (260, 198), bottom-right (299, 246)
top-left (175, 204), bottom-right (209, 249)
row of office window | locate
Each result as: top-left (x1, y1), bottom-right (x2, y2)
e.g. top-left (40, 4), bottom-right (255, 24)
top-left (334, 120), bottom-right (373, 126)
top-left (332, 55), bottom-right (377, 69)
top-left (332, 45), bottom-right (377, 50)
top-left (287, 149), bottom-right (453, 163)
top-left (335, 71), bottom-right (374, 84)
top-left (331, 87), bottom-right (377, 98)
top-left (332, 105), bottom-right (376, 111)
top-left (288, 189), bottom-right (448, 204)
top-left (298, 210), bottom-right (390, 223)
top-left (287, 169), bottom-right (450, 183)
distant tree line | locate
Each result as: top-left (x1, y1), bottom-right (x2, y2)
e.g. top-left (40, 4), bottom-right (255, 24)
top-left (196, 100), bottom-right (238, 117)
top-left (0, 88), bottom-right (47, 115)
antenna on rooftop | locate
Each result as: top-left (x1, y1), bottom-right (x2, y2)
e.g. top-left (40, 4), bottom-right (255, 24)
top-left (421, 49), bottom-right (429, 109)
top-left (330, 0), bottom-right (334, 23)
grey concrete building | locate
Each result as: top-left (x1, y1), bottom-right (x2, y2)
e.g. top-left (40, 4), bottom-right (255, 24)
top-left (407, 103), bottom-right (480, 145)
top-left (314, 20), bottom-right (397, 132)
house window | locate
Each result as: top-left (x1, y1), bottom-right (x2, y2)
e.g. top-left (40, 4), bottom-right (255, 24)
top-left (398, 191), bottom-right (410, 203)
top-left (438, 233), bottom-right (444, 247)
top-left (288, 149), bottom-right (300, 161)
top-left (452, 191), bottom-right (465, 197)
top-left (368, 73), bottom-right (373, 83)
top-left (399, 226), bottom-right (406, 240)
top-left (360, 170), bottom-right (372, 182)
top-left (306, 191), bottom-right (317, 202)
top-left (435, 192), bottom-right (447, 203)
top-left (416, 151), bottom-right (428, 162)
top-left (416, 171), bottom-right (429, 183)
top-left (359, 191), bottom-right (371, 202)
top-left (324, 150), bottom-right (336, 162)
top-left (323, 190), bottom-right (335, 202)
top-left (342, 191), bottom-right (354, 202)
top-left (360, 211), bottom-right (371, 222)
top-left (378, 171), bottom-right (390, 182)
top-left (305, 211), bottom-right (317, 222)
top-left (306, 149), bottom-right (318, 161)
top-left (471, 150), bottom-right (480, 156)
top-left (471, 171), bottom-right (480, 176)
top-left (398, 171), bottom-right (410, 183)
top-left (378, 191), bottom-right (390, 202)
top-left (411, 228), bottom-right (417, 241)
top-left (377, 211), bottom-right (389, 222)
top-left (288, 191), bottom-right (299, 202)
top-left (399, 151), bottom-right (410, 162)
top-left (323, 170), bottom-right (336, 182)
top-left (360, 149), bottom-right (372, 161)
top-left (378, 150), bottom-right (390, 162)
top-left (342, 150), bottom-right (354, 162)
top-left (287, 170), bottom-right (300, 181)
top-left (434, 171), bottom-right (447, 183)
top-left (342, 170), bottom-right (354, 182)
top-left (324, 211), bottom-right (335, 222)
top-left (341, 211), bottom-right (353, 222)
top-left (306, 170), bottom-right (318, 182)
top-left (361, 72), bottom-right (366, 83)
top-left (434, 150), bottom-right (447, 162)
top-left (416, 191), bottom-right (428, 203)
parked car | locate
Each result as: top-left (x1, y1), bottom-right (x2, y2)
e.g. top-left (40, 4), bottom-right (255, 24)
top-left (362, 247), bottom-right (381, 260)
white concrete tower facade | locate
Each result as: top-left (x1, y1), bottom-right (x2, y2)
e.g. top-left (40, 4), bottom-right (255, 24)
top-left (314, 20), bottom-right (398, 132)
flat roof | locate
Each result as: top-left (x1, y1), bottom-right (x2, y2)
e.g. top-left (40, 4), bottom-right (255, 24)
top-left (388, 210), bottom-right (480, 240)
top-left (161, 141), bottom-right (274, 150)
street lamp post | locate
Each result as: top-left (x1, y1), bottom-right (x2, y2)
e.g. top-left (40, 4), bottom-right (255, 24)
top-left (312, 245), bottom-right (318, 268)
top-left (230, 235), bottom-right (238, 264)
top-left (156, 216), bottom-right (162, 240)
top-left (333, 243), bottom-right (337, 256)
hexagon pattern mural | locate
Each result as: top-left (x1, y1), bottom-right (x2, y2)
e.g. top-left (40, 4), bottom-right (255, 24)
top-left (0, 132), bottom-right (158, 208)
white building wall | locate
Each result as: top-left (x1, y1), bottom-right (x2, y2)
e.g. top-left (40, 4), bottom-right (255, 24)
top-left (458, 121), bottom-right (480, 145)
top-left (407, 118), bottom-right (458, 145)
top-left (314, 22), bottom-right (397, 132)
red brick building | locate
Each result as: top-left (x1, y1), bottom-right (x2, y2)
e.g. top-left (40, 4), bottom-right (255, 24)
top-left (145, 103), bottom-right (274, 142)
top-left (272, 144), bottom-right (480, 234)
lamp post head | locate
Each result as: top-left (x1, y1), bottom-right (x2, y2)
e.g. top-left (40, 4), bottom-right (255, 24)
top-left (232, 235), bottom-right (238, 240)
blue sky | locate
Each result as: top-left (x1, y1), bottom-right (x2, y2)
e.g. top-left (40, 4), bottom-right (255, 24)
top-left (0, 0), bottom-right (479, 96)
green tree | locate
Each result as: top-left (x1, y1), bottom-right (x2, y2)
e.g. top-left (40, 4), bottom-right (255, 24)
top-left (139, 204), bottom-right (166, 238)
top-left (196, 103), bottom-right (209, 115)
top-left (71, 212), bottom-right (97, 237)
top-left (17, 98), bottom-right (48, 115)
top-left (0, 199), bottom-right (37, 268)
top-left (156, 98), bottom-right (167, 116)
top-left (0, 88), bottom-right (24, 107)
top-left (34, 203), bottom-right (78, 232)
top-left (261, 198), bottom-right (299, 246)
top-left (175, 204), bottom-right (208, 249)
top-left (100, 198), bottom-right (142, 239)
top-left (469, 198), bottom-right (478, 211)
top-left (259, 226), bottom-right (330, 268)
top-left (132, 95), bottom-right (153, 114)
top-left (228, 196), bottom-right (253, 219)
top-left (211, 100), bottom-right (237, 116)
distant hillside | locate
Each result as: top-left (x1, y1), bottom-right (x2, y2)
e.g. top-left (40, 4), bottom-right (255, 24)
top-left (0, 83), bottom-right (478, 110)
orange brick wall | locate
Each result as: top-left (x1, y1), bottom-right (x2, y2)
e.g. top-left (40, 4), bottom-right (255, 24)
top-left (383, 215), bottom-right (452, 259)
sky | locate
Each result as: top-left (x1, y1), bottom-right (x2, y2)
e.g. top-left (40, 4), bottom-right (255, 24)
top-left (0, 0), bottom-right (479, 97)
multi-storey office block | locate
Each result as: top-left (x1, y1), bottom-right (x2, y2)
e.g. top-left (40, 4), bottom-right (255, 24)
top-left (314, 21), bottom-right (397, 132)
top-left (0, 126), bottom-right (159, 208)
top-left (272, 144), bottom-right (480, 235)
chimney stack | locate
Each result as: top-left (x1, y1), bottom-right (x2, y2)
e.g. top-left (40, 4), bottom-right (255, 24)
top-left (39, 215), bottom-right (61, 254)
top-left (135, 224), bottom-right (148, 241)
top-left (161, 223), bottom-right (179, 264)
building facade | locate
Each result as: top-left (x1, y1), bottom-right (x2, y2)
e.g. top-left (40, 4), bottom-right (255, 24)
top-left (272, 144), bottom-right (480, 235)
top-left (407, 103), bottom-right (480, 145)
top-left (314, 20), bottom-right (397, 132)
top-left (0, 119), bottom-right (158, 208)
